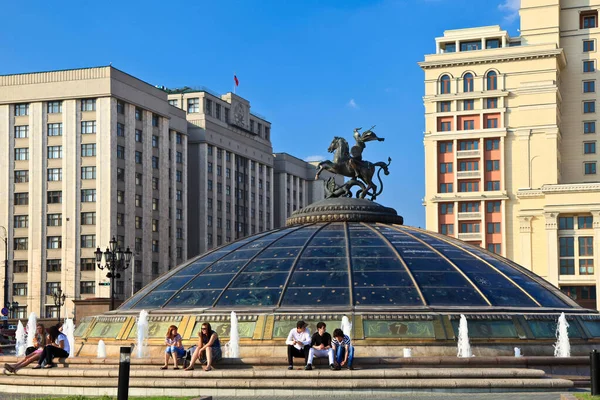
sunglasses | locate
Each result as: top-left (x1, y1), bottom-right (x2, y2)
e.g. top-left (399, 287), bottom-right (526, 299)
top-left (201, 328), bottom-right (208, 331)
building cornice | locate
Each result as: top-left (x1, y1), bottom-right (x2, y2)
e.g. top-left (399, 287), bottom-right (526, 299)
top-left (517, 183), bottom-right (600, 199)
top-left (419, 49), bottom-right (564, 70)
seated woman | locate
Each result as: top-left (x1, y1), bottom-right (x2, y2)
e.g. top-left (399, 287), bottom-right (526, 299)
top-left (4, 323), bottom-right (46, 373)
top-left (33, 325), bottom-right (70, 369)
top-left (184, 322), bottom-right (222, 371)
top-left (161, 325), bottom-right (185, 370)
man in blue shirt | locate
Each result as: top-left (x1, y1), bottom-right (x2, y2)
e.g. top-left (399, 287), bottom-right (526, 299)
top-left (332, 328), bottom-right (354, 370)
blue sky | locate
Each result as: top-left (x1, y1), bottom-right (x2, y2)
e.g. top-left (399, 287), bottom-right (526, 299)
top-left (0, 0), bottom-right (519, 227)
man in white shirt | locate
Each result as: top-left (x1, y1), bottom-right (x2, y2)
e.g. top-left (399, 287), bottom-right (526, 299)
top-left (285, 320), bottom-right (311, 370)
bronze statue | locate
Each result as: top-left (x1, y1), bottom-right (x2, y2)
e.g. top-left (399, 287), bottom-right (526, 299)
top-left (316, 126), bottom-right (391, 201)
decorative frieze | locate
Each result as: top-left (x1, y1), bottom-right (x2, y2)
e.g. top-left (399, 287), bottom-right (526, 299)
top-left (518, 216), bottom-right (533, 233)
top-left (544, 212), bottom-right (558, 230)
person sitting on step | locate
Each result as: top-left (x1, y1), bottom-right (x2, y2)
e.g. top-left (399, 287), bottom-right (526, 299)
top-left (305, 321), bottom-right (334, 370)
top-left (33, 325), bottom-right (70, 369)
top-left (184, 322), bottom-right (222, 371)
top-left (332, 328), bottom-right (354, 370)
top-left (5, 323), bottom-right (46, 373)
top-left (161, 325), bottom-right (185, 370)
top-left (285, 320), bottom-right (311, 370)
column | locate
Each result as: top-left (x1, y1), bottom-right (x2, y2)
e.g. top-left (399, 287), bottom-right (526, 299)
top-left (436, 42), bottom-right (440, 54)
top-left (455, 40), bottom-right (460, 52)
top-left (592, 210), bottom-right (600, 310)
top-left (544, 212), bottom-right (559, 287)
top-left (517, 216), bottom-right (533, 269)
top-left (502, 36), bottom-right (507, 48)
top-left (0, 105), bottom-right (10, 308)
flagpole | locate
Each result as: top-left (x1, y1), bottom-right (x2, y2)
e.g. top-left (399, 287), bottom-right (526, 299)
top-left (234, 72), bottom-right (236, 94)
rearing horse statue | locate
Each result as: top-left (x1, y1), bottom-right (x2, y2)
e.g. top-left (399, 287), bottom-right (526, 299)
top-left (315, 131), bottom-right (391, 200)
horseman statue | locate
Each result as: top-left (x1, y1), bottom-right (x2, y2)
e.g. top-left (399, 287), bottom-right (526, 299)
top-left (315, 126), bottom-right (391, 201)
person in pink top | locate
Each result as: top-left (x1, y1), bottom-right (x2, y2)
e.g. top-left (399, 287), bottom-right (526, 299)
top-left (161, 325), bottom-right (185, 370)
top-left (4, 323), bottom-right (46, 373)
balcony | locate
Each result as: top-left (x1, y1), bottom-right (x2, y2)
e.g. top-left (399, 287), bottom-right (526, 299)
top-left (457, 149), bottom-right (480, 158)
top-left (458, 232), bottom-right (482, 241)
top-left (457, 170), bottom-right (481, 179)
top-left (457, 212), bottom-right (482, 220)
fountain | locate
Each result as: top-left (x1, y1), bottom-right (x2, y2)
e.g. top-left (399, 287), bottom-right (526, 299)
top-left (97, 340), bottom-right (107, 358)
top-left (341, 316), bottom-right (352, 339)
top-left (457, 315), bottom-right (473, 358)
top-left (136, 310), bottom-right (149, 358)
top-left (63, 318), bottom-right (75, 357)
top-left (25, 312), bottom-right (37, 349)
top-left (554, 312), bottom-right (571, 357)
top-left (228, 311), bottom-right (240, 358)
top-left (514, 347), bottom-right (522, 357)
top-left (15, 321), bottom-right (27, 357)
top-left (403, 348), bottom-right (412, 358)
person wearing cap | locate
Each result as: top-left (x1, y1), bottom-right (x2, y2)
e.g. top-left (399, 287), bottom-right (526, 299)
top-left (285, 320), bottom-right (311, 370)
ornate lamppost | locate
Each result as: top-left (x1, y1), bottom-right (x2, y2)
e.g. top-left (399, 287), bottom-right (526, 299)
top-left (52, 289), bottom-right (66, 322)
top-left (8, 301), bottom-right (19, 319)
top-left (94, 237), bottom-right (132, 311)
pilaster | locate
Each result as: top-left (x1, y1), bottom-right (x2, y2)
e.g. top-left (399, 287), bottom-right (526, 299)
top-left (544, 212), bottom-right (559, 287)
top-left (517, 216), bottom-right (533, 269)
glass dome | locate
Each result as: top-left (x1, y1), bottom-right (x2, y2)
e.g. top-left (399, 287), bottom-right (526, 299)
top-left (119, 222), bottom-right (581, 312)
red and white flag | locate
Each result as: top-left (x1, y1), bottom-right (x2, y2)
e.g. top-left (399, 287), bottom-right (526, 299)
top-left (234, 75), bottom-right (239, 86)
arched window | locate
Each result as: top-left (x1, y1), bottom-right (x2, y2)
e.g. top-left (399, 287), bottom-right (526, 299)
top-left (463, 73), bottom-right (474, 92)
top-left (486, 71), bottom-right (498, 90)
top-left (440, 75), bottom-right (451, 94)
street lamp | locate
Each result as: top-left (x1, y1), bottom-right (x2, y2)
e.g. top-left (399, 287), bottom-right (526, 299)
top-left (8, 301), bottom-right (19, 319)
top-left (95, 237), bottom-right (133, 311)
top-left (0, 226), bottom-right (8, 328)
top-left (52, 288), bottom-right (66, 322)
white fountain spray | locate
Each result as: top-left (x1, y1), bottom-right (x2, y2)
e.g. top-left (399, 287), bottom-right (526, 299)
top-left (341, 316), bottom-right (353, 339)
top-left (63, 318), bottom-right (75, 357)
top-left (457, 315), bottom-right (473, 358)
top-left (15, 321), bottom-right (27, 357)
top-left (554, 312), bottom-right (571, 358)
top-left (136, 310), bottom-right (149, 358)
top-left (25, 312), bottom-right (37, 349)
top-left (228, 311), bottom-right (240, 358)
top-left (97, 340), bottom-right (107, 358)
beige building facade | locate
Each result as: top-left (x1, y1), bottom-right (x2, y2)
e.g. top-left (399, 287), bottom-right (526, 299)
top-left (0, 66), bottom-right (188, 319)
top-left (421, 0), bottom-right (600, 309)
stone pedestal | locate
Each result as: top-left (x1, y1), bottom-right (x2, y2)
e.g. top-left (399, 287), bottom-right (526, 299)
top-left (73, 298), bottom-right (121, 325)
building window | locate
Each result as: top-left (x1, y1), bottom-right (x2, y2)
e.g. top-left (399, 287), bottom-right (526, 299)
top-left (169, 99), bottom-right (178, 107)
top-left (439, 142), bottom-right (453, 153)
top-left (485, 181), bottom-right (500, 191)
top-left (485, 138), bottom-right (500, 150)
top-left (14, 148), bottom-right (29, 161)
top-left (486, 118), bottom-right (498, 129)
top-left (585, 162), bottom-right (597, 174)
top-left (47, 213), bottom-right (61, 227)
top-left (486, 71), bottom-right (498, 90)
top-left (460, 202), bottom-right (480, 212)
top-left (80, 281), bottom-right (95, 295)
top-left (152, 135), bottom-right (159, 148)
top-left (46, 236), bottom-right (61, 249)
top-left (81, 189), bottom-right (96, 202)
top-left (444, 43), bottom-right (456, 53)
top-left (135, 107), bottom-right (143, 121)
top-left (81, 166), bottom-right (96, 180)
top-left (176, 170), bottom-right (182, 182)
top-left (14, 237), bottom-right (28, 250)
top-left (439, 183), bottom-right (453, 193)
top-left (440, 203), bottom-right (454, 214)
top-left (487, 222), bottom-right (501, 234)
top-left (47, 101), bottom-right (62, 114)
top-left (152, 114), bottom-right (159, 127)
top-left (14, 126), bottom-right (29, 138)
top-left (117, 145), bottom-right (125, 159)
top-left (188, 98), bottom-right (199, 113)
top-left (152, 177), bottom-right (159, 190)
top-left (14, 193), bottom-right (28, 205)
top-left (117, 190), bottom-right (124, 204)
top-left (46, 146), bottom-right (62, 159)
top-left (559, 217), bottom-right (574, 230)
top-left (177, 227), bottom-right (183, 239)
top-left (47, 191), bottom-right (62, 204)
top-left (81, 235), bottom-right (96, 248)
top-left (205, 98), bottom-right (212, 115)
top-left (152, 198), bottom-right (159, 210)
top-left (461, 41), bottom-right (481, 51)
top-left (47, 168), bottom-right (62, 182)
top-left (48, 123), bottom-right (62, 136)
top-left (176, 132), bottom-right (183, 144)
top-left (463, 99), bottom-right (474, 111)
top-left (134, 129), bottom-right (143, 143)
top-left (584, 40), bottom-right (595, 52)
top-left (117, 123), bottom-right (125, 137)
top-left (81, 212), bottom-right (96, 225)
top-left (116, 213), bottom-right (124, 226)
top-left (459, 181), bottom-right (479, 192)
top-left (135, 151), bottom-right (142, 164)
top-left (80, 258), bottom-right (96, 271)
top-left (135, 216), bottom-right (142, 229)
top-left (152, 219), bottom-right (159, 232)
top-left (136, 173), bottom-right (142, 186)
top-left (440, 224), bottom-right (454, 235)
top-left (559, 237), bottom-right (575, 275)
top-left (584, 101), bottom-right (596, 113)
top-left (117, 100), bottom-right (125, 114)
top-left (486, 39), bottom-right (500, 49)
top-left (584, 121), bottom-right (596, 133)
top-left (81, 121), bottom-right (96, 134)
top-left (14, 261), bottom-right (28, 273)
top-left (584, 141), bottom-right (597, 154)
top-left (460, 223), bottom-right (480, 233)
top-left (14, 215), bottom-right (28, 228)
top-left (485, 160), bottom-right (500, 171)
top-left (463, 73), bottom-right (474, 92)
top-left (176, 151), bottom-right (183, 163)
top-left (439, 101), bottom-right (451, 112)
top-left (579, 216), bottom-right (593, 229)
top-left (14, 104), bottom-right (29, 116)
top-left (152, 240), bottom-right (159, 252)
top-left (46, 259), bottom-right (62, 274)
top-left (13, 283), bottom-right (27, 296)
top-left (82, 143), bottom-right (96, 157)
top-left (152, 156), bottom-right (159, 169)
top-left (459, 140), bottom-right (478, 150)
top-left (439, 162), bottom-right (453, 173)
top-left (14, 170), bottom-right (29, 183)
top-left (462, 120), bottom-right (474, 130)
top-left (584, 80), bottom-right (596, 93)
top-left (485, 98), bottom-right (498, 109)
top-left (581, 11), bottom-right (598, 29)
top-left (584, 60), bottom-right (596, 72)
top-left (81, 99), bottom-right (96, 111)
top-left (440, 75), bottom-right (451, 94)
top-left (177, 208), bottom-right (183, 220)
top-left (487, 244), bottom-right (501, 254)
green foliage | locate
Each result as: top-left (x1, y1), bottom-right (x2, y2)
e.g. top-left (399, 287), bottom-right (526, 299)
top-left (29, 397), bottom-right (192, 400)
top-left (574, 394), bottom-right (600, 400)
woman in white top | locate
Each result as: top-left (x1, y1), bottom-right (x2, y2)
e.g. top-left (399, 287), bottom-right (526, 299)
top-left (33, 325), bottom-right (70, 369)
top-left (4, 323), bottom-right (46, 373)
